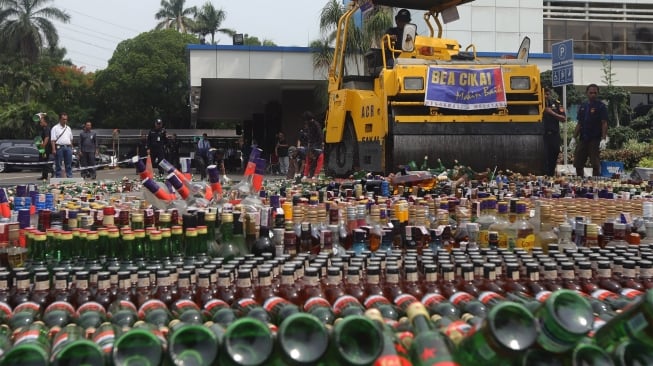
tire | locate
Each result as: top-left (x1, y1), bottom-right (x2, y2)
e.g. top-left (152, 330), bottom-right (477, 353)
top-left (326, 119), bottom-right (357, 177)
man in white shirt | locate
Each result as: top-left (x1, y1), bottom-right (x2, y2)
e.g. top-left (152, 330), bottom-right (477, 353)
top-left (50, 112), bottom-right (74, 178)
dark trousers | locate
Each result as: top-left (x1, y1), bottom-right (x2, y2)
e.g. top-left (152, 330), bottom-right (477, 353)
top-left (40, 153), bottom-right (53, 179)
top-left (574, 138), bottom-right (601, 176)
top-left (81, 151), bottom-right (95, 178)
top-left (543, 132), bottom-right (561, 176)
top-left (151, 149), bottom-right (166, 175)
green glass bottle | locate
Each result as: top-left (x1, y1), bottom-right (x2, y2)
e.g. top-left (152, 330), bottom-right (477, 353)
top-left (196, 225), bottom-right (209, 256)
top-left (112, 321), bottom-right (165, 366)
top-left (107, 228), bottom-right (121, 259)
top-left (97, 227), bottom-right (109, 258)
top-left (160, 228), bottom-right (172, 258)
top-left (43, 301), bottom-right (76, 328)
top-left (205, 212), bottom-right (220, 256)
top-left (612, 339), bottom-right (653, 366)
top-left (108, 299), bottom-right (139, 329)
top-left (218, 317), bottom-right (274, 366)
top-left (275, 312), bottom-right (329, 365)
top-left (516, 348), bottom-right (563, 366)
top-left (92, 322), bottom-right (118, 363)
top-left (0, 321), bottom-right (50, 366)
top-left (59, 230), bottom-right (73, 261)
top-left (167, 319), bottom-right (220, 366)
top-left (365, 308), bottom-right (412, 366)
top-left (121, 231), bottom-right (135, 261)
top-left (131, 213), bottom-right (145, 231)
top-left (535, 289), bottom-right (593, 354)
top-left (184, 228), bottom-right (199, 257)
top-left (567, 343), bottom-right (614, 366)
top-left (322, 315), bottom-right (383, 366)
top-left (133, 229), bottom-right (146, 260)
top-left (50, 323), bottom-right (104, 366)
top-left (76, 301), bottom-right (108, 330)
top-left (0, 325), bottom-right (13, 360)
top-left (456, 301), bottom-right (537, 365)
top-left (216, 212), bottom-right (241, 262)
top-left (149, 230), bottom-right (164, 259)
top-left (170, 226), bottom-right (184, 257)
top-left (30, 231), bottom-right (47, 262)
top-left (593, 289), bottom-right (653, 351)
top-left (406, 302), bottom-right (460, 366)
top-left (85, 230), bottom-right (99, 260)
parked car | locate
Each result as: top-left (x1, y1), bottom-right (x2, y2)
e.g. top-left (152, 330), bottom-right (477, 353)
top-left (0, 144), bottom-right (79, 173)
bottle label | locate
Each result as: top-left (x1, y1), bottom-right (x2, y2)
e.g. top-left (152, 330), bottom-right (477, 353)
top-left (15, 301), bottom-right (40, 314)
top-left (138, 299), bottom-right (167, 319)
top-left (478, 291), bottom-right (504, 305)
top-left (0, 302), bottom-right (11, 319)
top-left (373, 355), bottom-right (412, 366)
top-left (364, 295), bottom-right (390, 309)
top-left (394, 294), bottom-right (419, 311)
top-left (77, 301), bottom-right (107, 316)
top-left (449, 292), bottom-right (473, 306)
top-left (235, 298), bottom-right (258, 311)
top-left (93, 326), bottom-right (116, 355)
top-left (589, 316), bottom-right (606, 337)
top-left (626, 312), bottom-right (648, 336)
top-left (516, 234), bottom-right (535, 251)
top-left (535, 291), bottom-right (552, 303)
top-left (174, 299), bottom-right (200, 315)
top-left (621, 288), bottom-right (644, 300)
top-left (304, 297), bottom-right (331, 312)
top-left (45, 301), bottom-right (75, 316)
top-left (14, 328), bottom-right (43, 346)
top-left (52, 331), bottom-right (71, 353)
top-left (332, 295), bottom-right (360, 316)
top-left (264, 296), bottom-right (290, 314)
top-left (591, 289), bottom-right (619, 301)
top-left (203, 299), bottom-right (229, 315)
top-left (444, 320), bottom-right (475, 343)
top-left (421, 293), bottom-right (445, 308)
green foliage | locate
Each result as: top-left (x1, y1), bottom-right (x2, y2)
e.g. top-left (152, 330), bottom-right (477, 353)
top-left (601, 140), bottom-right (653, 170)
top-left (0, 102), bottom-right (44, 139)
top-left (93, 30), bottom-right (198, 130)
top-left (608, 126), bottom-right (637, 149)
top-left (600, 56), bottom-right (631, 127)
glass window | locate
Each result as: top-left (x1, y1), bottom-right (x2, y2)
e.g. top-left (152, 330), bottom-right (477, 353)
top-left (567, 21), bottom-right (590, 54)
top-left (588, 22), bottom-right (613, 53)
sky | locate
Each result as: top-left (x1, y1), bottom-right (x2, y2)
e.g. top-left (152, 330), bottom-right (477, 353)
top-left (54, 0), bottom-right (327, 71)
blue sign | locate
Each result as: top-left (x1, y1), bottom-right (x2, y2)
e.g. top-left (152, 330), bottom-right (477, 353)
top-left (552, 39), bottom-right (574, 87)
top-left (424, 67), bottom-right (507, 110)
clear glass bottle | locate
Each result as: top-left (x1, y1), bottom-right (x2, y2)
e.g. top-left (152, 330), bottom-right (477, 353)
top-left (507, 201), bottom-right (535, 251)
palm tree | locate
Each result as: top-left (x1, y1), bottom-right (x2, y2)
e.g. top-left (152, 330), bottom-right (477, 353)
top-left (155, 0), bottom-right (197, 33)
top-left (0, 0), bottom-right (70, 63)
top-left (193, 2), bottom-right (234, 44)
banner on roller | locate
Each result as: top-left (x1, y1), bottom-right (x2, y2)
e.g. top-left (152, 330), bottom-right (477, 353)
top-left (424, 67), bottom-right (507, 110)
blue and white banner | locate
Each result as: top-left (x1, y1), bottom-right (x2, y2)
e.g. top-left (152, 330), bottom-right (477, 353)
top-left (424, 67), bottom-right (507, 110)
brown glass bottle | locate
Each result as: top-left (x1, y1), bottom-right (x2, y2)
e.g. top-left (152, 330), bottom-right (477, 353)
top-left (479, 263), bottom-right (505, 295)
top-left (382, 265), bottom-right (403, 301)
top-left (0, 271), bottom-right (10, 305)
top-left (234, 269), bottom-right (256, 302)
top-left (9, 271), bottom-right (31, 309)
top-left (560, 261), bottom-right (583, 292)
top-left (639, 260), bottom-right (653, 289)
top-left (344, 266), bottom-right (366, 303)
top-left (115, 271), bottom-right (135, 303)
top-left (502, 262), bottom-right (529, 294)
top-left (401, 264), bottom-right (422, 299)
top-left (620, 260), bottom-right (644, 291)
top-left (364, 266), bottom-right (384, 298)
top-left (457, 263), bottom-right (480, 297)
top-left (174, 270), bottom-right (195, 303)
top-left (29, 271), bottom-right (52, 309)
top-left (215, 269), bottom-right (235, 305)
top-left (277, 267), bottom-right (301, 306)
top-left (255, 268), bottom-right (275, 305)
top-left (93, 271), bottom-right (115, 310)
top-left (192, 269), bottom-right (213, 307)
top-left (542, 262), bottom-right (563, 292)
top-left (135, 270), bottom-right (153, 308)
top-left (301, 267), bottom-right (324, 304)
top-left (323, 267), bottom-right (345, 304)
top-left (596, 260), bottom-right (622, 293)
top-left (439, 263), bottom-right (459, 298)
top-left (422, 264), bottom-right (440, 294)
top-left (72, 271), bottom-right (92, 309)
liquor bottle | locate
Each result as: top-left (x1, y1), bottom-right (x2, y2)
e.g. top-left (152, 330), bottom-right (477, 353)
top-left (51, 271), bottom-right (72, 304)
top-left (218, 317), bottom-right (274, 366)
top-left (76, 301), bottom-right (107, 329)
top-left (502, 261), bottom-right (529, 294)
top-left (383, 265), bottom-right (403, 301)
top-left (255, 268), bottom-right (275, 305)
top-left (456, 301), bottom-right (537, 364)
top-left (364, 266), bottom-right (385, 298)
top-left (71, 270), bottom-right (92, 309)
top-left (593, 290), bottom-right (653, 351)
top-left (568, 343), bottom-right (615, 366)
top-left (612, 338), bottom-right (653, 366)
top-left (0, 322), bottom-right (50, 365)
top-left (507, 201), bottom-right (535, 251)
top-left (50, 323), bottom-right (104, 365)
top-left (153, 269), bottom-right (174, 307)
top-left (323, 266), bottom-right (345, 304)
top-left (535, 289), bottom-right (593, 353)
top-left (112, 321), bottom-right (165, 366)
top-left (639, 260), bottom-right (653, 289)
top-left (43, 300), bottom-right (76, 328)
top-left (326, 315), bottom-right (383, 366)
top-left (167, 319), bottom-right (221, 365)
top-left (439, 262), bottom-right (459, 298)
top-left (9, 270), bottom-right (31, 309)
top-left (457, 262), bottom-right (480, 297)
top-left (365, 308), bottom-right (412, 366)
top-left (476, 197), bottom-right (498, 248)
top-left (108, 299), bottom-right (138, 329)
top-left (406, 302), bottom-right (460, 366)
top-left (275, 312), bottom-right (329, 365)
top-left (488, 201), bottom-right (510, 249)
top-left (252, 210), bottom-right (274, 257)
top-left (535, 203), bottom-right (558, 252)
top-left (620, 259), bottom-right (644, 291)
top-left (29, 271), bottom-right (51, 309)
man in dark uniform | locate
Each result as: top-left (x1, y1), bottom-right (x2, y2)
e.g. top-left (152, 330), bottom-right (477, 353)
top-left (384, 8), bottom-right (412, 66)
top-left (166, 133), bottom-right (180, 169)
top-left (572, 83), bottom-right (609, 177)
top-left (146, 119), bottom-right (168, 175)
top-left (37, 113), bottom-right (53, 180)
top-left (542, 87), bottom-right (567, 176)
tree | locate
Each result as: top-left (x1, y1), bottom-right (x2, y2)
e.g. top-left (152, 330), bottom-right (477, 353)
top-left (600, 56), bottom-right (630, 127)
top-left (242, 35), bottom-right (276, 46)
top-left (155, 0), bottom-right (197, 33)
top-left (0, 0), bottom-right (70, 63)
top-left (93, 30), bottom-right (198, 130)
top-left (193, 2), bottom-right (234, 44)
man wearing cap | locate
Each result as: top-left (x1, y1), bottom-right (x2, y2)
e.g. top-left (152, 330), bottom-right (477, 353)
top-left (385, 9), bottom-right (412, 56)
top-left (50, 112), bottom-right (74, 178)
top-left (147, 119), bottom-right (168, 175)
top-left (37, 113), bottom-right (53, 180)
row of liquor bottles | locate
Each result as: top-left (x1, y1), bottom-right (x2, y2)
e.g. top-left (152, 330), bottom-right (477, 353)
top-left (0, 287), bottom-right (652, 365)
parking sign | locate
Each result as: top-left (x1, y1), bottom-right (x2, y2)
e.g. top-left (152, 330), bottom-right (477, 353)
top-left (552, 40), bottom-right (574, 87)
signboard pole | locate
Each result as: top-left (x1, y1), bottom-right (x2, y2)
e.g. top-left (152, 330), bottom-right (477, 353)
top-left (552, 39), bottom-right (574, 175)
top-left (563, 85), bottom-right (568, 167)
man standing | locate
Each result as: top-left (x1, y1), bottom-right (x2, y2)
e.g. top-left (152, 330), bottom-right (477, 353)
top-left (167, 133), bottom-right (180, 169)
top-left (275, 132), bottom-right (289, 175)
top-left (571, 84), bottom-right (609, 177)
top-left (37, 113), bottom-right (53, 181)
top-left (542, 87), bottom-right (566, 176)
top-left (302, 111), bottom-right (324, 178)
top-left (50, 112), bottom-right (74, 178)
top-left (146, 119), bottom-right (167, 175)
top-left (79, 121), bottom-right (97, 179)
top-left (196, 133), bottom-right (211, 180)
